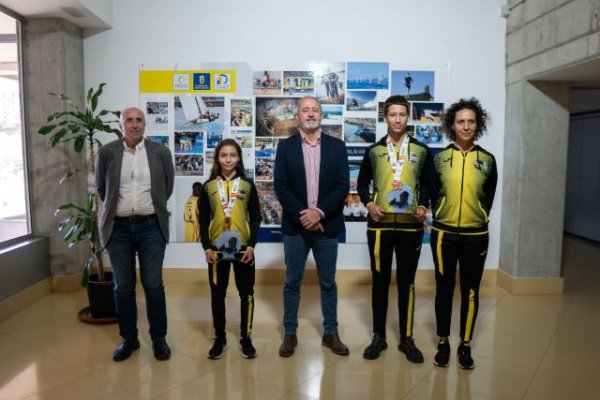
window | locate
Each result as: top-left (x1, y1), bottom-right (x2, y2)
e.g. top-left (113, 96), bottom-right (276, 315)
top-left (0, 9), bottom-right (29, 243)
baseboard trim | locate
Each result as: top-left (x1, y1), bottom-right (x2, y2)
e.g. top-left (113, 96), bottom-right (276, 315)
top-left (0, 278), bottom-right (52, 322)
top-left (497, 269), bottom-right (564, 294)
top-left (51, 273), bottom-right (83, 292)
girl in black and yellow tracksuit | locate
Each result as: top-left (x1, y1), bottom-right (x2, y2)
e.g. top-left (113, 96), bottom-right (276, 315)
top-left (199, 139), bottom-right (261, 359)
top-left (357, 133), bottom-right (435, 362)
top-left (431, 142), bottom-right (497, 367)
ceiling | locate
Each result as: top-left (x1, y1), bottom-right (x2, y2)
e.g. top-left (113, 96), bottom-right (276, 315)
top-left (0, 0), bottom-right (110, 29)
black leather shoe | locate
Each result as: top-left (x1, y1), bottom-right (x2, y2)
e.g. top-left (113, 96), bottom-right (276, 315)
top-left (152, 338), bottom-right (171, 361)
top-left (279, 334), bottom-right (298, 357)
top-left (113, 338), bottom-right (140, 362)
top-left (322, 333), bottom-right (350, 356)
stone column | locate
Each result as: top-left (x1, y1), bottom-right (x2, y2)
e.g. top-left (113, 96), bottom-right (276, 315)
top-left (23, 18), bottom-right (87, 291)
top-left (499, 80), bottom-right (569, 293)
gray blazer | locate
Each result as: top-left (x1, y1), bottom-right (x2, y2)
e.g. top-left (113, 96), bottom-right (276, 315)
top-left (95, 139), bottom-right (175, 247)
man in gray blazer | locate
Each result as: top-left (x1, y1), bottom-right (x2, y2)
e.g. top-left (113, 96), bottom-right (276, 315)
top-left (96, 107), bottom-right (174, 362)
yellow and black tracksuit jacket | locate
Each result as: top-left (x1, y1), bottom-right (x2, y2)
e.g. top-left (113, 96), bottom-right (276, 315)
top-left (432, 144), bottom-right (497, 233)
top-left (430, 144), bottom-right (497, 341)
top-left (357, 135), bottom-right (435, 230)
top-left (199, 174), bottom-right (261, 251)
top-left (357, 135), bottom-right (435, 339)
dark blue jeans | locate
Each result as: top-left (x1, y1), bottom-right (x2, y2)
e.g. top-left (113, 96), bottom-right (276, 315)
top-left (282, 233), bottom-right (339, 335)
top-left (107, 216), bottom-right (167, 341)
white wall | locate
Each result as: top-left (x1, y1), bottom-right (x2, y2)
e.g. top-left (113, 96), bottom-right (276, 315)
top-left (84, 0), bottom-right (507, 270)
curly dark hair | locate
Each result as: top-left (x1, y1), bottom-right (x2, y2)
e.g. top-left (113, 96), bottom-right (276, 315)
top-left (441, 97), bottom-right (490, 142)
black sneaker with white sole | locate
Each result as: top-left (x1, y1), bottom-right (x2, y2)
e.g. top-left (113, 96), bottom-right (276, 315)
top-left (433, 341), bottom-right (450, 367)
top-left (457, 342), bottom-right (475, 369)
top-left (208, 336), bottom-right (227, 360)
top-left (239, 337), bottom-right (257, 359)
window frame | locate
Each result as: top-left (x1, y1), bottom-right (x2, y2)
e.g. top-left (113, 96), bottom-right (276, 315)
top-left (0, 5), bottom-right (32, 247)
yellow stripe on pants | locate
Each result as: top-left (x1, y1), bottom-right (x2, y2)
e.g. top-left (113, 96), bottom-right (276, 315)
top-left (406, 284), bottom-right (414, 337)
top-left (246, 295), bottom-right (254, 337)
top-left (464, 289), bottom-right (475, 341)
top-left (212, 263), bottom-right (218, 285)
top-left (374, 230), bottom-right (381, 272)
top-left (436, 231), bottom-right (445, 275)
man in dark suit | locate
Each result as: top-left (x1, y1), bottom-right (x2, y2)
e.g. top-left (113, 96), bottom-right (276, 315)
top-left (96, 107), bottom-right (174, 362)
top-left (274, 96), bottom-right (350, 357)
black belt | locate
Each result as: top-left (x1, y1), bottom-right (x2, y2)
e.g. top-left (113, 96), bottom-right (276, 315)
top-left (115, 214), bottom-right (156, 222)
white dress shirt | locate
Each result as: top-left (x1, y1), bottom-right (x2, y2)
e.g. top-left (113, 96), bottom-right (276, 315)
top-left (116, 140), bottom-right (155, 217)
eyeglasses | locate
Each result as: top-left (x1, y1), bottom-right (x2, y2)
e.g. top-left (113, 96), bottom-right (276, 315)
top-left (122, 117), bottom-right (145, 125)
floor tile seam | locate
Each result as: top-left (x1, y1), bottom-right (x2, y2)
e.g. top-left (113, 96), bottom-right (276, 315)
top-left (461, 351), bottom-right (541, 372)
top-left (145, 369), bottom-right (221, 400)
top-left (274, 389), bottom-right (320, 400)
top-left (220, 362), bottom-right (295, 392)
top-left (280, 361), bottom-right (329, 394)
top-left (419, 366), bottom-right (517, 399)
top-left (521, 303), bottom-right (582, 399)
top-left (0, 329), bottom-right (63, 358)
top-left (9, 366), bottom-right (89, 400)
top-left (473, 322), bottom-right (561, 342)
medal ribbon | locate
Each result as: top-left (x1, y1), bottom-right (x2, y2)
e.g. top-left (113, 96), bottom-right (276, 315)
top-left (386, 134), bottom-right (410, 188)
top-left (217, 176), bottom-right (241, 229)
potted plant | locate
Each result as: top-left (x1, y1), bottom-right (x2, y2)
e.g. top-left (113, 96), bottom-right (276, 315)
top-left (38, 83), bottom-right (121, 323)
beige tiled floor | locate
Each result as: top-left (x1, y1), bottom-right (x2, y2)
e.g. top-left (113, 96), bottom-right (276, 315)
top-left (1, 235), bottom-right (598, 400)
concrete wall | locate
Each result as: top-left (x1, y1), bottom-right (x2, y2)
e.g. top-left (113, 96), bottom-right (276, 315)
top-left (501, 0), bottom-right (600, 282)
top-left (24, 18), bottom-right (88, 288)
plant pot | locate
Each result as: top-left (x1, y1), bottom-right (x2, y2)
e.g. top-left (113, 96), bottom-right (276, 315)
top-left (87, 271), bottom-right (116, 319)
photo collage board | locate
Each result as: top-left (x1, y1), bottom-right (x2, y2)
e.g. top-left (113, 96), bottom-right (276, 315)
top-left (139, 62), bottom-right (450, 244)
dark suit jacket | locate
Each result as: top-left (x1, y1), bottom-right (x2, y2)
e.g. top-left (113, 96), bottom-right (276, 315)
top-left (274, 132), bottom-right (349, 237)
top-left (95, 139), bottom-right (175, 247)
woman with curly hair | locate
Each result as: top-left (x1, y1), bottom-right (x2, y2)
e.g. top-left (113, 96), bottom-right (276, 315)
top-left (430, 98), bottom-right (497, 369)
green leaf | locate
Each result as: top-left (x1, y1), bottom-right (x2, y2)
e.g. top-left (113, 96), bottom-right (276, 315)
top-left (90, 84), bottom-right (105, 112)
top-left (85, 193), bottom-right (94, 212)
top-left (38, 124), bottom-right (56, 135)
top-left (63, 224), bottom-right (80, 242)
top-left (57, 216), bottom-right (74, 231)
top-left (74, 136), bottom-right (85, 152)
top-left (56, 203), bottom-right (75, 213)
top-left (49, 128), bottom-right (68, 146)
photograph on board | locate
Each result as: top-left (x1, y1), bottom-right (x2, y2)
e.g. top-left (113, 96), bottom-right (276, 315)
top-left (283, 70), bottom-right (315, 96)
top-left (347, 62), bottom-right (389, 90)
top-left (255, 97), bottom-right (299, 137)
top-left (230, 98), bottom-right (253, 127)
top-left (344, 117), bottom-right (376, 143)
top-left (252, 70), bottom-right (282, 95)
top-left (315, 62), bottom-right (345, 105)
top-left (391, 70), bottom-right (435, 101)
top-left (346, 90), bottom-right (377, 112)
